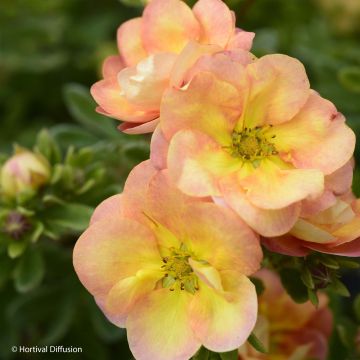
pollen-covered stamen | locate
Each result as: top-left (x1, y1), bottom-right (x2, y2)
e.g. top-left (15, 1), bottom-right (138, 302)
top-left (227, 125), bottom-right (278, 166)
top-left (161, 243), bottom-right (199, 294)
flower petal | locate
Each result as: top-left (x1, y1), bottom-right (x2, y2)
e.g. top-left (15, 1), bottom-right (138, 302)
top-left (241, 159), bottom-right (324, 209)
top-left (117, 53), bottom-right (177, 110)
top-left (189, 272), bottom-right (257, 352)
top-left (261, 235), bottom-right (310, 257)
top-left (90, 194), bottom-right (123, 225)
top-left (167, 130), bottom-right (242, 197)
top-left (142, 0), bottom-right (200, 53)
top-left (193, 0), bottom-right (234, 47)
top-left (127, 289), bottom-right (201, 360)
top-left (105, 269), bottom-right (162, 322)
top-left (91, 77), bottom-right (158, 123)
top-left (150, 125), bottom-right (169, 170)
top-left (117, 18), bottom-right (147, 66)
top-left (119, 118), bottom-right (159, 134)
top-left (73, 218), bottom-right (160, 301)
top-left (102, 55), bottom-right (124, 79)
top-left (227, 29), bottom-right (255, 51)
top-left (243, 54), bottom-right (310, 127)
top-left (170, 41), bottom-right (221, 87)
top-left (220, 175), bottom-right (301, 236)
top-left (161, 71), bottom-right (242, 141)
top-left (274, 91), bottom-right (355, 175)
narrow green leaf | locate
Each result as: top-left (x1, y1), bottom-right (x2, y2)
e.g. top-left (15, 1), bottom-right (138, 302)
top-left (8, 241), bottom-right (27, 259)
top-left (279, 268), bottom-right (308, 303)
top-left (63, 83), bottom-right (118, 139)
top-left (331, 278), bottom-right (350, 297)
top-left (192, 347), bottom-right (210, 360)
top-left (13, 248), bottom-right (45, 293)
top-left (219, 349), bottom-right (238, 360)
top-left (44, 203), bottom-right (94, 233)
top-left (353, 294), bottom-right (360, 322)
top-left (307, 288), bottom-right (319, 307)
top-left (301, 267), bottom-right (315, 289)
top-left (248, 332), bottom-right (267, 354)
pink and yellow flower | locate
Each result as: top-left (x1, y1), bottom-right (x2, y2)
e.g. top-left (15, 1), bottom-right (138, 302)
top-left (91, 0), bottom-right (255, 134)
top-left (263, 191), bottom-right (360, 257)
top-left (73, 160), bottom-right (262, 360)
top-left (158, 53), bottom-right (356, 237)
top-left (238, 269), bottom-right (333, 360)
top-left (0, 148), bottom-right (50, 199)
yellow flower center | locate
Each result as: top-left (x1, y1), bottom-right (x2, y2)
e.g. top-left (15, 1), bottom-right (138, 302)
top-left (161, 243), bottom-right (199, 294)
top-left (229, 126), bottom-right (278, 166)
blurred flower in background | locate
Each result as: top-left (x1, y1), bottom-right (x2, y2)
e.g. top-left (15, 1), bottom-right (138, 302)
top-left (239, 269), bottom-right (333, 360)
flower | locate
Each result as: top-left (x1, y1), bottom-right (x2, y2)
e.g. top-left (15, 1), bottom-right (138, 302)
top-left (261, 159), bottom-right (360, 257)
top-left (0, 148), bottom-right (51, 199)
top-left (158, 53), bottom-right (356, 237)
top-left (238, 269), bottom-right (333, 360)
top-left (91, 0), bottom-right (255, 134)
top-left (73, 160), bottom-right (262, 360)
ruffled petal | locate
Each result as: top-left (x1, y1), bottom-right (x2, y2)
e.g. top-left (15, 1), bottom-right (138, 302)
top-left (142, 0), bottom-right (200, 53)
top-left (127, 289), bottom-right (200, 360)
top-left (91, 77), bottom-right (158, 123)
top-left (102, 55), bottom-right (124, 79)
top-left (73, 218), bottom-right (161, 301)
top-left (189, 272), bottom-right (257, 352)
top-left (118, 53), bottom-right (177, 110)
top-left (273, 91), bottom-right (355, 175)
top-left (242, 54), bottom-right (310, 127)
top-left (119, 118), bottom-right (159, 134)
top-left (193, 0), bottom-right (234, 47)
top-left (161, 71), bottom-right (242, 141)
top-left (167, 130), bottom-right (242, 197)
top-left (220, 175), bottom-right (301, 237)
top-left (105, 269), bottom-right (163, 322)
top-left (117, 18), bottom-right (147, 66)
top-left (227, 29), bottom-right (255, 51)
top-left (241, 159), bottom-right (324, 209)
top-left (150, 126), bottom-right (169, 170)
top-left (90, 194), bottom-right (123, 225)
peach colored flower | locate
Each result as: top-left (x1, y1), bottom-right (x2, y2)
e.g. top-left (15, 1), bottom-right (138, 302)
top-left (0, 148), bottom-right (50, 198)
top-left (263, 191), bottom-right (360, 257)
top-left (158, 53), bottom-right (355, 237)
top-left (73, 160), bottom-right (262, 360)
top-left (238, 269), bottom-right (333, 360)
top-left (91, 0), bottom-right (255, 134)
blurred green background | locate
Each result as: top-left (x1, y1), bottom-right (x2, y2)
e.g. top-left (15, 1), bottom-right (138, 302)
top-left (1, 0), bottom-right (360, 359)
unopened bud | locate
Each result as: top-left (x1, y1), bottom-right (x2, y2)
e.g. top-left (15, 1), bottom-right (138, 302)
top-left (0, 148), bottom-right (51, 198)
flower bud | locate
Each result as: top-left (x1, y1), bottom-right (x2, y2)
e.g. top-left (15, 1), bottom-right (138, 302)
top-left (0, 149), bottom-right (51, 198)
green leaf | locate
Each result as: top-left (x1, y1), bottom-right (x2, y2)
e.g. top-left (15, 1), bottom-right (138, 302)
top-left (307, 288), bottom-right (319, 307)
top-left (44, 203), bottom-right (94, 233)
top-left (30, 221), bottom-right (44, 243)
top-left (279, 268), bottom-right (308, 303)
top-left (192, 347), bottom-right (210, 360)
top-left (8, 241), bottom-right (27, 259)
top-left (248, 332), bottom-right (267, 354)
top-left (13, 248), bottom-right (45, 293)
top-left (301, 266), bottom-right (315, 289)
top-left (219, 350), bottom-right (238, 360)
top-left (354, 294), bottom-right (360, 322)
top-left (63, 83), bottom-right (118, 139)
top-left (330, 278), bottom-right (350, 297)
top-left (338, 66), bottom-right (360, 93)
top-left (35, 129), bottom-right (61, 164)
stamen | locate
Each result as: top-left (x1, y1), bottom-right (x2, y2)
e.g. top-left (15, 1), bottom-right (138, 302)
top-left (228, 125), bottom-right (278, 166)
